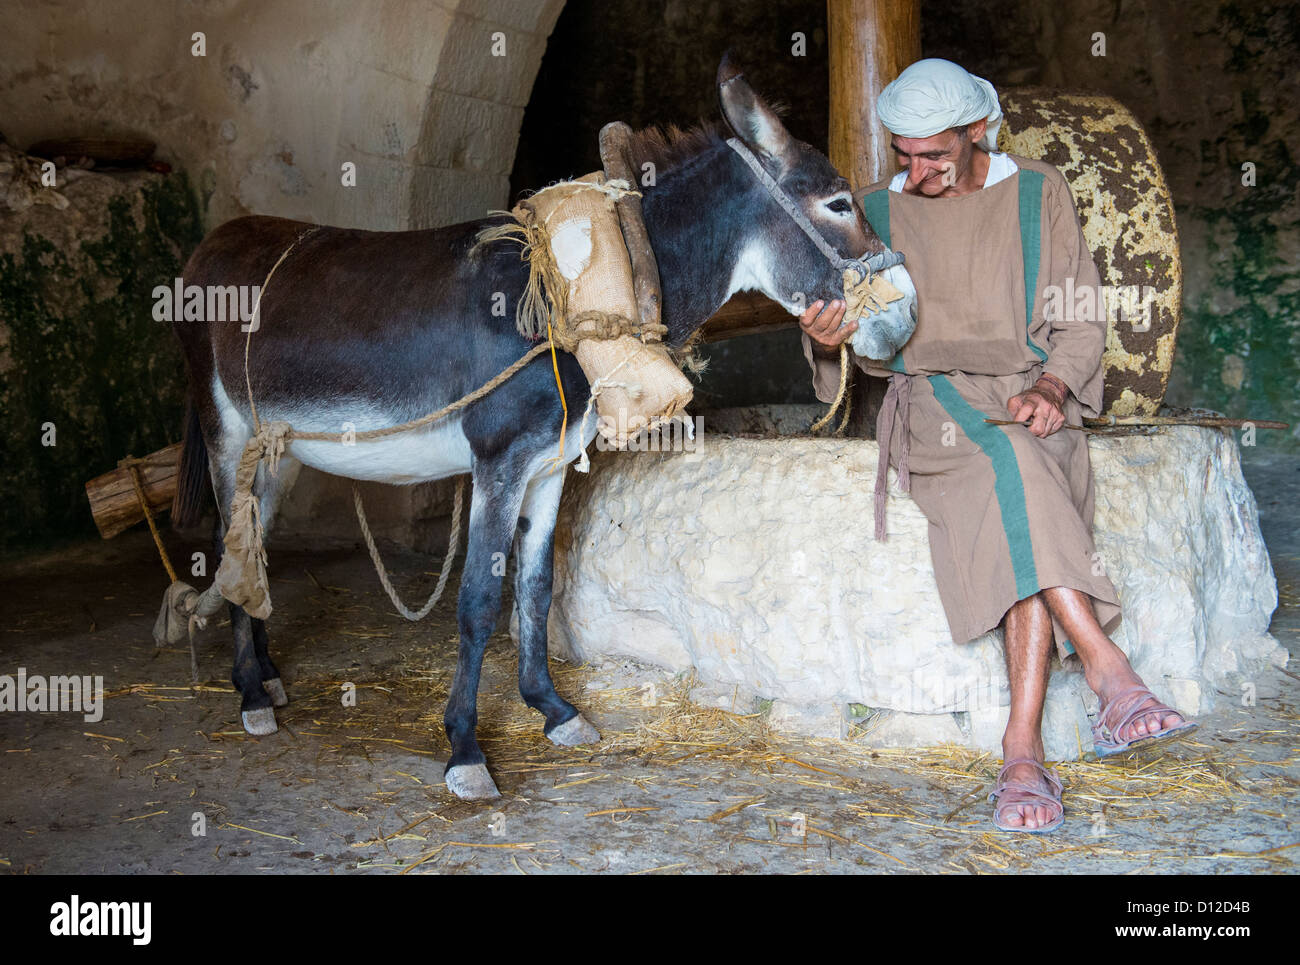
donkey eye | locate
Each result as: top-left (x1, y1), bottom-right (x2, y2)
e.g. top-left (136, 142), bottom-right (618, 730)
top-left (826, 198), bottom-right (852, 214)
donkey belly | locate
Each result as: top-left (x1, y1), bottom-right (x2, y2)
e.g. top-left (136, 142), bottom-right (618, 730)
top-left (284, 409), bottom-right (474, 485)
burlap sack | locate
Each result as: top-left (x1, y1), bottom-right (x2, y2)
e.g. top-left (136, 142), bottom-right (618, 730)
top-left (519, 173), bottom-right (693, 447)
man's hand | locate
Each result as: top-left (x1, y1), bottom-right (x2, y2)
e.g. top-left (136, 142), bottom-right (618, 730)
top-left (1006, 384), bottom-right (1065, 438)
top-left (799, 299), bottom-right (853, 357)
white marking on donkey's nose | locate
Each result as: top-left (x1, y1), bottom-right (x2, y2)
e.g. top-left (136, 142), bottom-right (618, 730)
top-left (726, 241), bottom-right (801, 316)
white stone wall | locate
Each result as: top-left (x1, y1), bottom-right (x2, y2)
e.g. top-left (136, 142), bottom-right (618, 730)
top-left (0, 0), bottom-right (564, 231)
top-left (539, 410), bottom-right (1287, 760)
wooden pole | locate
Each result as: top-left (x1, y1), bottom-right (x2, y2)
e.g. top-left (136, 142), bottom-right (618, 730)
top-left (828, 0), bottom-right (920, 435)
top-left (828, 0), bottom-right (922, 189)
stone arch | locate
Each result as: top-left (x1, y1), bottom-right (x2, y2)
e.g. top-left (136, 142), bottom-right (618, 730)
top-left (0, 0), bottom-right (565, 232)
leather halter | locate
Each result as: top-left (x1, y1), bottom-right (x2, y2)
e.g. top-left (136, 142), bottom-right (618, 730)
top-left (725, 137), bottom-right (905, 285)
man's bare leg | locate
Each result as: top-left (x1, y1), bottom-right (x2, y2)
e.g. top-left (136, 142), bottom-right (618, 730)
top-left (1041, 586), bottom-right (1186, 740)
top-left (999, 592), bottom-right (1057, 829)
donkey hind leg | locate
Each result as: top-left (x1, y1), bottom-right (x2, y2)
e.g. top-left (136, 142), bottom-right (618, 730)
top-left (213, 454), bottom-right (301, 735)
top-left (251, 456), bottom-right (299, 710)
top-left (514, 467), bottom-right (599, 746)
top-left (211, 517), bottom-right (276, 734)
top-left (443, 454), bottom-right (536, 801)
top-left (252, 620), bottom-right (287, 708)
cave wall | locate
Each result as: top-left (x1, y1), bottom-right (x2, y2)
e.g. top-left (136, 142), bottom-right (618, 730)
top-left (0, 0), bottom-right (565, 550)
top-left (1, 0), bottom-right (1293, 551)
top-left (924, 0), bottom-right (1299, 448)
top-left (0, 0), bottom-right (564, 231)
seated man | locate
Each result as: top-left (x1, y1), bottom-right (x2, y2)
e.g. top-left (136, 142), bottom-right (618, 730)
top-left (799, 58), bottom-right (1196, 833)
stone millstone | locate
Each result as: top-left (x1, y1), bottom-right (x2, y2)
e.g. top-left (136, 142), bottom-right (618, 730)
top-left (999, 89), bottom-right (1182, 419)
top-left (537, 420), bottom-right (1286, 762)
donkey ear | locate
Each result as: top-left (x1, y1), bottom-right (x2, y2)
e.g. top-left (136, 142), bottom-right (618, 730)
top-left (717, 53), bottom-right (795, 171)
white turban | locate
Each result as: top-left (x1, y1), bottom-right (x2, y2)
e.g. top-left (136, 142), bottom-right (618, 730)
top-left (877, 58), bottom-right (1002, 152)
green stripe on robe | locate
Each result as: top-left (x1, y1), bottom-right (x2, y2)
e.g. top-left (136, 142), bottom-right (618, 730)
top-left (861, 188), bottom-right (908, 372)
top-left (1017, 171), bottom-right (1049, 363)
top-left (928, 374), bottom-right (1040, 601)
top-left (859, 189), bottom-right (891, 248)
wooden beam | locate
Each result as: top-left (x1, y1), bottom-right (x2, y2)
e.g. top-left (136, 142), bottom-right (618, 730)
top-left (700, 292), bottom-right (795, 343)
top-left (84, 443), bottom-right (181, 540)
top-left (828, 0), bottom-right (920, 436)
top-left (828, 0), bottom-right (921, 190)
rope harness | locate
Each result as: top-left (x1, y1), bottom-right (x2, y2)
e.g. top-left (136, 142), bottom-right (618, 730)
top-left (153, 238), bottom-right (566, 653)
top-left (157, 175), bottom-right (679, 649)
top-left (725, 137), bottom-right (905, 285)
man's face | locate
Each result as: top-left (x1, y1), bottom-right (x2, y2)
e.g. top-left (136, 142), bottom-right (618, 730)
top-left (890, 126), bottom-right (977, 196)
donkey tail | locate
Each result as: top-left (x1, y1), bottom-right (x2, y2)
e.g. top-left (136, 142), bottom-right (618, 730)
top-left (172, 398), bottom-right (210, 529)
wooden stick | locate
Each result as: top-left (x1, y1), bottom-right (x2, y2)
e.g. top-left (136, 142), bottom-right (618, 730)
top-left (599, 121), bottom-right (663, 335)
top-left (984, 416), bottom-right (1289, 431)
top-left (123, 460), bottom-right (178, 584)
top-left (1084, 415), bottom-right (1288, 429)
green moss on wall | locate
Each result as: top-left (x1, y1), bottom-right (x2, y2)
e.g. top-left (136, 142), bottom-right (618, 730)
top-left (1168, 1), bottom-right (1300, 450)
top-left (0, 173), bottom-right (203, 549)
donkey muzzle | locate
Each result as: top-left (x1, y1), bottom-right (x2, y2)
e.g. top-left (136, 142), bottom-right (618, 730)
top-left (844, 261), bottom-right (918, 361)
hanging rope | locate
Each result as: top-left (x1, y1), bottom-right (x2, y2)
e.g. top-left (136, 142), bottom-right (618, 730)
top-left (809, 343), bottom-right (854, 436)
top-left (353, 477), bottom-right (465, 621)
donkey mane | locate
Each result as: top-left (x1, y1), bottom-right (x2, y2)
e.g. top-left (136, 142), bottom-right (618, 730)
top-left (621, 89), bottom-right (792, 188)
top-left (622, 121), bottom-right (728, 185)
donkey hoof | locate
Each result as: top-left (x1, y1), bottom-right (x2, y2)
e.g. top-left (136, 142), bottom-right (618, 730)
top-left (241, 707), bottom-right (278, 736)
top-left (547, 714), bottom-right (600, 747)
top-left (445, 763), bottom-right (500, 801)
top-left (263, 678), bottom-right (289, 708)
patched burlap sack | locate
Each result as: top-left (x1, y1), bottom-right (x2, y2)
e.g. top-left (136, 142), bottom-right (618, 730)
top-left (517, 173), bottom-right (693, 448)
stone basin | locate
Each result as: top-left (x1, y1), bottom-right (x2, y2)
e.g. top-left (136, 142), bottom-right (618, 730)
top-left (529, 405), bottom-right (1286, 760)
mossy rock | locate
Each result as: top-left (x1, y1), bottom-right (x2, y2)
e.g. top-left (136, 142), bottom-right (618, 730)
top-left (0, 160), bottom-right (202, 550)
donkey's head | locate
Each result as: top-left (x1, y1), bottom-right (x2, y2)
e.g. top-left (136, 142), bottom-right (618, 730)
top-left (717, 56), bottom-right (916, 360)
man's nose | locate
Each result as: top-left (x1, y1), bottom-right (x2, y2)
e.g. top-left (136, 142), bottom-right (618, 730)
top-left (905, 162), bottom-right (929, 189)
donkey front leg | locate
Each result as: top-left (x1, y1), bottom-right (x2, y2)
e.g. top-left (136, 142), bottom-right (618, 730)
top-left (515, 468), bottom-right (599, 746)
top-left (443, 456), bottom-right (531, 801)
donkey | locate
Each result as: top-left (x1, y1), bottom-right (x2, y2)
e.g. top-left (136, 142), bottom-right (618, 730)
top-left (170, 56), bottom-right (916, 800)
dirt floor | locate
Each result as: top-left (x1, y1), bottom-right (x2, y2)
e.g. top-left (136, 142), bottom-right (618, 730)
top-left (1, 450), bottom-right (1296, 875)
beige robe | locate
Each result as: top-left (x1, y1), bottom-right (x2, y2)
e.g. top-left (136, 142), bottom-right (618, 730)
top-left (802, 155), bottom-right (1120, 655)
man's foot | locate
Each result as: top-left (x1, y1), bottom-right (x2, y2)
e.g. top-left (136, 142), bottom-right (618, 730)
top-left (1093, 684), bottom-right (1198, 757)
top-left (1086, 659), bottom-right (1190, 745)
top-left (989, 757), bottom-right (1064, 833)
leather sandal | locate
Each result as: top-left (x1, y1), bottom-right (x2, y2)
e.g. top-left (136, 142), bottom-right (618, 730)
top-left (1093, 685), bottom-right (1198, 758)
top-left (989, 757), bottom-right (1065, 833)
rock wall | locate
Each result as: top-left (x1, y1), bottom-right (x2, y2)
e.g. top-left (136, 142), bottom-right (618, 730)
top-left (925, 0), bottom-right (1300, 449)
top-left (0, 0), bottom-right (564, 232)
top-left (0, 145), bottom-right (203, 549)
top-left (539, 410), bottom-right (1286, 759)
